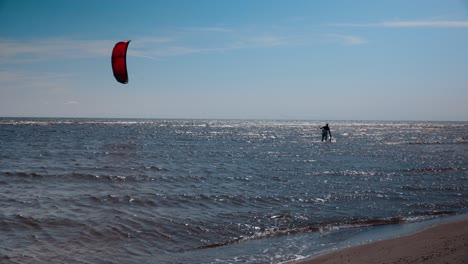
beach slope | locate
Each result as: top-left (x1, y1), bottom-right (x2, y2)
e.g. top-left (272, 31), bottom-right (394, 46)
top-left (296, 218), bottom-right (468, 264)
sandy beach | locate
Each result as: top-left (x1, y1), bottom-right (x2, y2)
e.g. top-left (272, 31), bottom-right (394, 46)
top-left (295, 218), bottom-right (468, 264)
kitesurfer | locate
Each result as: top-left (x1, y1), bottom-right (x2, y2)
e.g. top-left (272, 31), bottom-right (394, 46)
top-left (320, 123), bottom-right (332, 142)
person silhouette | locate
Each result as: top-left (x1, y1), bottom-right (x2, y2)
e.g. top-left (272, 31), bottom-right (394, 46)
top-left (320, 123), bottom-right (332, 142)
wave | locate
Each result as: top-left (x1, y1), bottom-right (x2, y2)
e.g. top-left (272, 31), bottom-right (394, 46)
top-left (87, 194), bottom-right (159, 207)
top-left (0, 170), bottom-right (170, 183)
top-left (402, 167), bottom-right (467, 174)
top-left (2, 171), bottom-right (44, 178)
top-left (305, 166), bottom-right (466, 178)
top-left (0, 118), bottom-right (158, 126)
top-left (1, 171), bottom-right (135, 181)
top-left (3, 165), bottom-right (462, 184)
top-left (5, 214), bottom-right (83, 232)
top-left (306, 169), bottom-right (385, 177)
top-left (1, 213), bottom-right (178, 255)
top-left (194, 211), bottom-right (458, 250)
top-left (385, 139), bottom-right (468, 145)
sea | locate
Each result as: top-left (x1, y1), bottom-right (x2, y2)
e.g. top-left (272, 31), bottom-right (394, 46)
top-left (1, 118), bottom-right (467, 264)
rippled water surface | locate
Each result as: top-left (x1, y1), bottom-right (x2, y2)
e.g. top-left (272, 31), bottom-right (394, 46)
top-left (1, 119), bottom-right (467, 263)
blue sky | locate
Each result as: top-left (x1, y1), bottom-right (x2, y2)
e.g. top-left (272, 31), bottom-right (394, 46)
top-left (1, 0), bottom-right (468, 120)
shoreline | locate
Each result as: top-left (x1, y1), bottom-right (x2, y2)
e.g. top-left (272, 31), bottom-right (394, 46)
top-left (293, 218), bottom-right (468, 264)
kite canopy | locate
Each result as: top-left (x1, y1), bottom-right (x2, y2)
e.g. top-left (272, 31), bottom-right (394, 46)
top-left (111, 40), bottom-right (131, 84)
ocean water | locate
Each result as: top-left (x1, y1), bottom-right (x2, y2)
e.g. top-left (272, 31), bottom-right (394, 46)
top-left (0, 118), bottom-right (467, 263)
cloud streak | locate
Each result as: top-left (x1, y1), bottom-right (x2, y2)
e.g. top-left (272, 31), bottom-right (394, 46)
top-left (0, 31), bottom-right (293, 63)
top-left (64, 100), bottom-right (80, 105)
top-left (0, 70), bottom-right (74, 90)
top-left (331, 20), bottom-right (468, 28)
top-left (184, 26), bottom-right (233, 32)
top-left (328, 34), bottom-right (367, 45)
top-left (0, 38), bottom-right (114, 63)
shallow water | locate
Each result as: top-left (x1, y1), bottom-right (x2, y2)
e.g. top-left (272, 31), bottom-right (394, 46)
top-left (1, 119), bottom-right (467, 263)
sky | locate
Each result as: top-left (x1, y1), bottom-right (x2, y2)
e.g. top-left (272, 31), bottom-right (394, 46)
top-left (1, 0), bottom-right (468, 121)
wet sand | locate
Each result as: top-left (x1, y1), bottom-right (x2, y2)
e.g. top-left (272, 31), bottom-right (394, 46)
top-left (295, 218), bottom-right (468, 264)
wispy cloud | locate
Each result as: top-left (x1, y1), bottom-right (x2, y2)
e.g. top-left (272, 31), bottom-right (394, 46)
top-left (0, 38), bottom-right (114, 63)
top-left (131, 37), bottom-right (174, 45)
top-left (0, 70), bottom-right (74, 90)
top-left (382, 20), bottom-right (468, 28)
top-left (328, 34), bottom-right (367, 45)
top-left (230, 35), bottom-right (289, 49)
top-left (134, 32), bottom-right (292, 59)
top-left (0, 37), bottom-right (178, 63)
top-left (330, 20), bottom-right (468, 28)
top-left (64, 100), bottom-right (80, 105)
top-left (184, 26), bottom-right (233, 32)
top-left (0, 30), bottom-right (293, 63)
